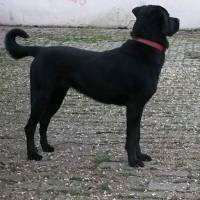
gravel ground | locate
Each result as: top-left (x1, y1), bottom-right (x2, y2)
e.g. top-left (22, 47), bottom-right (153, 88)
top-left (0, 26), bottom-right (199, 200)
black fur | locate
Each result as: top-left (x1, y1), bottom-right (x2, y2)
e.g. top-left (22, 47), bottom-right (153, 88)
top-left (5, 5), bottom-right (179, 167)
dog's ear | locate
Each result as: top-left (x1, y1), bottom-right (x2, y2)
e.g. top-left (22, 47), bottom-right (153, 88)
top-left (161, 11), bottom-right (170, 35)
top-left (132, 7), bottom-right (141, 18)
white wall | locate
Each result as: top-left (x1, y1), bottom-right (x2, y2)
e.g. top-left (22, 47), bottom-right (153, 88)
top-left (0, 0), bottom-right (199, 29)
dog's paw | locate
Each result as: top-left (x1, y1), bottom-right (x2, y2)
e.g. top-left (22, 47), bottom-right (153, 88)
top-left (137, 153), bottom-right (152, 162)
top-left (41, 144), bottom-right (54, 152)
top-left (28, 152), bottom-right (43, 161)
top-left (128, 159), bottom-right (144, 168)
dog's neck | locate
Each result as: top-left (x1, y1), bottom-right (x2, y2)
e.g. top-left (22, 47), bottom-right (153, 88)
top-left (130, 31), bottom-right (169, 50)
top-left (133, 38), bottom-right (166, 52)
top-left (120, 39), bottom-right (166, 66)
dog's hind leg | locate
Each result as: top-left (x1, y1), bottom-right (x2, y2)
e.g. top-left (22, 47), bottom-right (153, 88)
top-left (24, 89), bottom-right (50, 160)
top-left (39, 86), bottom-right (68, 153)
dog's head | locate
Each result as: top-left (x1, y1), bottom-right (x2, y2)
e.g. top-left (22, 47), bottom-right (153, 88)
top-left (131, 5), bottom-right (179, 44)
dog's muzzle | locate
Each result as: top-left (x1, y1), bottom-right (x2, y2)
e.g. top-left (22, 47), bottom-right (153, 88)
top-left (168, 17), bottom-right (180, 36)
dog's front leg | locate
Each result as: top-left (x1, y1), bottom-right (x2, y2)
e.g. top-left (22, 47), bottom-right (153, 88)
top-left (126, 102), bottom-right (145, 167)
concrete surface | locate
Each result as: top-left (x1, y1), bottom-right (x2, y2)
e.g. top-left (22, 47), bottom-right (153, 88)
top-left (0, 26), bottom-right (199, 199)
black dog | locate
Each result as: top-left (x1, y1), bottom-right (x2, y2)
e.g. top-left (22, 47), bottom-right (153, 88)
top-left (5, 5), bottom-right (179, 167)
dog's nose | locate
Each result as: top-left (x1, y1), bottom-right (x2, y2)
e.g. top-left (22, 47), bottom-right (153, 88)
top-left (175, 18), bottom-right (180, 30)
top-left (171, 17), bottom-right (180, 31)
top-left (176, 18), bottom-right (180, 25)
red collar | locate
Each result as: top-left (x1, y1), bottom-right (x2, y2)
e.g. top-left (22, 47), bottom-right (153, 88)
top-left (133, 38), bottom-right (166, 52)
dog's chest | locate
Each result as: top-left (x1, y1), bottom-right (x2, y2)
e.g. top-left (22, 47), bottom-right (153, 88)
top-left (70, 65), bottom-right (160, 105)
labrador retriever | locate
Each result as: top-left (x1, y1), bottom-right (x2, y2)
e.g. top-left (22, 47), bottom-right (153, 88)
top-left (5, 5), bottom-right (179, 167)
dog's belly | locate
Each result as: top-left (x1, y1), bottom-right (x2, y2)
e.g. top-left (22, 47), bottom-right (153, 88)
top-left (81, 91), bottom-right (130, 105)
top-left (72, 84), bottom-right (154, 106)
top-left (61, 71), bottom-right (156, 106)
top-left (63, 80), bottom-right (130, 105)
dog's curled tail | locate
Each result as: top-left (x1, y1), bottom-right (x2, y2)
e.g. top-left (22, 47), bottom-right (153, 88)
top-left (5, 28), bottom-right (40, 59)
